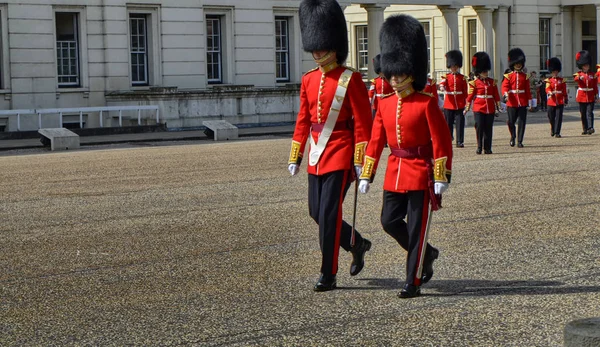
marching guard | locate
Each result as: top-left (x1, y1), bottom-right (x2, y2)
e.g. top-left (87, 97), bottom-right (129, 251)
top-left (574, 50), bottom-right (597, 135)
top-left (368, 54), bottom-right (394, 118)
top-left (287, 0), bottom-right (373, 292)
top-left (358, 14), bottom-right (453, 298)
top-left (439, 50), bottom-right (468, 147)
top-left (545, 57), bottom-right (568, 138)
top-left (502, 48), bottom-right (532, 148)
top-left (464, 52), bottom-right (501, 154)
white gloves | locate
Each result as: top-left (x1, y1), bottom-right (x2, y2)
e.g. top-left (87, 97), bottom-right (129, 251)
top-left (288, 164), bottom-right (299, 176)
top-left (358, 179), bottom-right (370, 194)
top-left (354, 165), bottom-right (362, 178)
top-left (434, 182), bottom-right (449, 195)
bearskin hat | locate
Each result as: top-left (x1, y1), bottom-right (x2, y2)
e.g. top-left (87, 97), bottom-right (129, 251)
top-left (576, 50), bottom-right (592, 69)
top-left (446, 50), bottom-right (463, 68)
top-left (546, 57), bottom-right (562, 72)
top-left (508, 48), bottom-right (526, 69)
top-left (471, 52), bottom-right (491, 75)
top-left (299, 0), bottom-right (348, 64)
top-left (379, 14), bottom-right (428, 91)
top-left (373, 54), bottom-right (381, 75)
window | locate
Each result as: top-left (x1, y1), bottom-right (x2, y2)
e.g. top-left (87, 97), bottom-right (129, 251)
top-left (355, 25), bottom-right (368, 78)
top-left (56, 12), bottom-right (80, 87)
top-left (275, 17), bottom-right (290, 82)
top-left (582, 21), bottom-right (596, 36)
top-left (206, 15), bottom-right (222, 84)
top-left (419, 21), bottom-right (431, 73)
top-left (130, 14), bottom-right (149, 86)
top-left (539, 18), bottom-right (551, 71)
top-left (467, 19), bottom-right (477, 75)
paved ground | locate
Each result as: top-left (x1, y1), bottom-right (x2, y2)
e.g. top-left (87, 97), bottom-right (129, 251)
top-left (1, 110), bottom-right (599, 346)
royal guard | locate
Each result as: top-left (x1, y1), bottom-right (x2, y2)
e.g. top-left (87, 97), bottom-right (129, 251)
top-left (424, 75), bottom-right (439, 101)
top-left (287, 0), bottom-right (373, 292)
top-left (368, 54), bottom-right (394, 117)
top-left (357, 14), bottom-right (453, 299)
top-left (574, 50), bottom-right (597, 135)
top-left (546, 57), bottom-right (568, 138)
top-left (439, 50), bottom-right (468, 147)
top-left (465, 52), bottom-right (501, 154)
top-left (502, 48), bottom-right (532, 148)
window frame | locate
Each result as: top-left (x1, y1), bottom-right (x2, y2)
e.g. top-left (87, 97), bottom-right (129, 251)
top-left (129, 13), bottom-right (150, 86)
top-left (0, 5), bottom-right (9, 91)
top-left (419, 20), bottom-right (432, 74)
top-left (273, 8), bottom-right (300, 84)
top-left (55, 12), bottom-right (81, 88)
top-left (127, 6), bottom-right (161, 89)
top-left (355, 25), bottom-right (369, 79)
top-left (466, 18), bottom-right (478, 76)
top-left (206, 15), bottom-right (223, 84)
top-left (275, 17), bottom-right (290, 83)
top-left (53, 6), bottom-right (89, 91)
top-left (204, 7), bottom-right (234, 86)
top-left (539, 17), bottom-right (551, 73)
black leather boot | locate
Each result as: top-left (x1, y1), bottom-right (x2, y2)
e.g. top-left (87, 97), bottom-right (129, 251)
top-left (398, 283), bottom-right (421, 298)
top-left (421, 248), bottom-right (439, 284)
top-left (350, 238), bottom-right (371, 276)
top-left (313, 274), bottom-right (337, 292)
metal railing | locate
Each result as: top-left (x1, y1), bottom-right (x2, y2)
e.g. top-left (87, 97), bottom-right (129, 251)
top-left (0, 106), bottom-right (159, 131)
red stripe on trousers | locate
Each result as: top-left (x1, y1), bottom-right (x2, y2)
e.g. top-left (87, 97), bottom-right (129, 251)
top-left (331, 170), bottom-right (348, 275)
top-left (413, 192), bottom-right (430, 286)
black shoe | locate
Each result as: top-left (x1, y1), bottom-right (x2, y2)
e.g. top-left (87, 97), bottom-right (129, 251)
top-left (551, 132), bottom-right (555, 137)
top-left (517, 143), bottom-right (524, 148)
top-left (484, 149), bottom-right (493, 154)
top-left (555, 134), bottom-right (561, 138)
top-left (313, 274), bottom-right (337, 292)
top-left (421, 248), bottom-right (439, 284)
top-left (350, 239), bottom-right (371, 276)
top-left (590, 128), bottom-right (595, 134)
top-left (582, 131), bottom-right (589, 135)
top-left (476, 148), bottom-right (482, 155)
top-left (398, 283), bottom-right (421, 299)
top-left (509, 139), bottom-right (515, 147)
top-left (457, 143), bottom-right (464, 148)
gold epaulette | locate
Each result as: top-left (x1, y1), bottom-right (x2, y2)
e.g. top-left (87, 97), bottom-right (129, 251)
top-left (343, 65), bottom-right (359, 73)
top-left (418, 91), bottom-right (433, 97)
top-left (596, 64), bottom-right (600, 69)
top-left (430, 78), bottom-right (436, 84)
top-left (370, 78), bottom-right (376, 84)
top-left (526, 73), bottom-right (531, 80)
top-left (504, 73), bottom-right (511, 79)
top-left (573, 73), bottom-right (579, 78)
top-left (544, 78), bottom-right (550, 83)
top-left (381, 92), bottom-right (395, 99)
top-left (303, 66), bottom-right (319, 76)
top-left (469, 80), bottom-right (477, 87)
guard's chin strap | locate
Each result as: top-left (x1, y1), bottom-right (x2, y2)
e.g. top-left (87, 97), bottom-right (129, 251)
top-left (314, 51), bottom-right (335, 65)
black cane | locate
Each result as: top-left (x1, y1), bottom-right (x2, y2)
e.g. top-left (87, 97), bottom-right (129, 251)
top-left (350, 178), bottom-right (358, 249)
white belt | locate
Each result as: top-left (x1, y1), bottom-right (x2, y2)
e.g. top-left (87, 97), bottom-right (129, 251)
top-left (375, 93), bottom-right (384, 97)
top-left (553, 91), bottom-right (563, 94)
top-left (578, 88), bottom-right (594, 91)
top-left (509, 90), bottom-right (525, 94)
top-left (476, 95), bottom-right (494, 99)
top-left (445, 91), bottom-right (463, 95)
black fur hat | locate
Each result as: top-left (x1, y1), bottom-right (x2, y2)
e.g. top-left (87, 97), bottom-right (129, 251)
top-left (299, 0), bottom-right (348, 64)
top-left (508, 48), bottom-right (526, 69)
top-left (576, 50), bottom-right (591, 69)
top-left (446, 50), bottom-right (463, 68)
top-left (379, 14), bottom-right (428, 91)
top-left (472, 52), bottom-right (491, 75)
top-left (373, 54), bottom-right (381, 75)
top-left (547, 57), bottom-right (562, 72)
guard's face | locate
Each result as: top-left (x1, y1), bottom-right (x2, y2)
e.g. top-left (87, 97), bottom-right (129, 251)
top-left (312, 51), bottom-right (336, 66)
top-left (552, 71), bottom-right (559, 77)
top-left (390, 74), bottom-right (413, 91)
top-left (450, 65), bottom-right (459, 73)
top-left (583, 64), bottom-right (590, 72)
top-left (480, 71), bottom-right (489, 78)
top-left (514, 63), bottom-right (523, 71)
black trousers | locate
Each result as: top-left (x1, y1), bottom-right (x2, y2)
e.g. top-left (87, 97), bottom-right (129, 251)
top-left (539, 89), bottom-right (547, 110)
top-left (474, 112), bottom-right (494, 151)
top-left (308, 170), bottom-right (364, 277)
top-left (444, 108), bottom-right (465, 144)
top-left (380, 190), bottom-right (435, 286)
top-left (548, 105), bottom-right (564, 135)
top-left (507, 106), bottom-right (527, 144)
top-left (578, 102), bottom-right (595, 131)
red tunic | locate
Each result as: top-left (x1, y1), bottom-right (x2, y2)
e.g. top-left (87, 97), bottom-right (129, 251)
top-left (423, 78), bottom-right (439, 100)
top-left (573, 71), bottom-right (597, 103)
top-left (360, 88), bottom-right (452, 192)
top-left (289, 64), bottom-right (372, 175)
top-left (368, 76), bottom-right (394, 112)
top-left (439, 73), bottom-right (468, 110)
top-left (545, 76), bottom-right (568, 106)
top-left (466, 77), bottom-right (500, 114)
top-left (501, 71), bottom-right (531, 107)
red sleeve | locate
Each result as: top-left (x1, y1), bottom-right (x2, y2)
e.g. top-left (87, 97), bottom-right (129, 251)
top-left (361, 105), bottom-right (386, 181)
top-left (545, 79), bottom-right (551, 95)
top-left (425, 96), bottom-right (453, 181)
top-left (367, 79), bottom-right (376, 102)
top-left (289, 76), bottom-right (311, 164)
top-left (501, 76), bottom-right (509, 96)
top-left (439, 76), bottom-right (447, 89)
top-left (525, 75), bottom-right (532, 101)
top-left (493, 80), bottom-right (501, 103)
top-left (348, 72), bottom-right (373, 165)
top-left (431, 82), bottom-right (439, 100)
top-left (466, 80), bottom-right (475, 106)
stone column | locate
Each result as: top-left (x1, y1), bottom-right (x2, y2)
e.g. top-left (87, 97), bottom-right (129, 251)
top-left (561, 6), bottom-right (574, 77)
top-left (493, 6), bottom-right (510, 81)
top-left (574, 6), bottom-right (583, 54)
top-left (596, 5), bottom-right (600, 63)
top-left (362, 5), bottom-right (386, 79)
top-left (439, 6), bottom-right (461, 53)
top-left (475, 7), bottom-right (495, 77)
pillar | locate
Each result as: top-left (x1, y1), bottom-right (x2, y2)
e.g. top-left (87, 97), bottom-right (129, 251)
top-left (574, 6), bottom-right (583, 55)
top-left (561, 6), bottom-right (574, 77)
top-left (362, 5), bottom-right (386, 79)
top-left (475, 7), bottom-right (495, 77)
top-left (493, 6), bottom-right (509, 82)
top-left (439, 6), bottom-right (461, 53)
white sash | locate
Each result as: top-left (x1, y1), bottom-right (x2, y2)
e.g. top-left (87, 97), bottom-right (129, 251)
top-left (309, 68), bottom-right (353, 166)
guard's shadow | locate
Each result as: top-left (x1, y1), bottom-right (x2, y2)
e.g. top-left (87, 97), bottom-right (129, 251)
top-left (350, 278), bottom-right (600, 297)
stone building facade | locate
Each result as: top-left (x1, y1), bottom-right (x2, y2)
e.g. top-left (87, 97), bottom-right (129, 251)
top-left (0, 0), bottom-right (598, 131)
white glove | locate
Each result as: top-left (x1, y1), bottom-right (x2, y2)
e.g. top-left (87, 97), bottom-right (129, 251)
top-left (358, 179), bottom-right (370, 194)
top-left (434, 182), bottom-right (448, 195)
top-left (354, 165), bottom-right (362, 178)
top-left (288, 164), bottom-right (299, 176)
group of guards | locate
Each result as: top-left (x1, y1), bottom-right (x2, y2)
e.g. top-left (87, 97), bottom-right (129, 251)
top-left (287, 0), bottom-right (596, 299)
